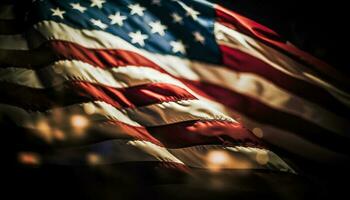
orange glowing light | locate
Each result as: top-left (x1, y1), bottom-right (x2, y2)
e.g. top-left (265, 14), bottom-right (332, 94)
top-left (206, 149), bottom-right (253, 171)
top-left (207, 150), bottom-right (230, 171)
top-left (86, 153), bottom-right (101, 165)
top-left (70, 115), bottom-right (89, 129)
top-left (36, 119), bottom-right (52, 142)
top-left (52, 129), bottom-right (65, 141)
top-left (208, 150), bottom-right (229, 165)
top-left (252, 127), bottom-right (264, 138)
top-left (18, 152), bottom-right (41, 166)
top-left (83, 103), bottom-right (96, 115)
top-left (256, 151), bottom-right (269, 165)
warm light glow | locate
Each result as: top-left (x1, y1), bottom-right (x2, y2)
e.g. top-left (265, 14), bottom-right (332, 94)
top-left (52, 129), bottom-right (65, 141)
top-left (256, 151), bottom-right (269, 165)
top-left (18, 152), bottom-right (41, 166)
top-left (206, 149), bottom-right (253, 171)
top-left (70, 115), bottom-right (89, 136)
top-left (208, 150), bottom-right (228, 165)
top-left (34, 119), bottom-right (66, 142)
top-left (36, 119), bottom-right (52, 142)
top-left (207, 150), bottom-right (230, 171)
top-left (252, 127), bottom-right (264, 138)
top-left (86, 153), bottom-right (102, 165)
top-left (83, 103), bottom-right (96, 115)
top-left (70, 115), bottom-right (89, 129)
top-left (52, 108), bottom-right (64, 124)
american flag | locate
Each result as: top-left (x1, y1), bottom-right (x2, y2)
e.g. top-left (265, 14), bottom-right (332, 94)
top-left (0, 0), bottom-right (349, 199)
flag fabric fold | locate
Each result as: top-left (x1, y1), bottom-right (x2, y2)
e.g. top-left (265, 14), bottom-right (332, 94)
top-left (1, 0), bottom-right (349, 199)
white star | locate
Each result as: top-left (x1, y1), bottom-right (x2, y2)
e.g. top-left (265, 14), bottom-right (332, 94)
top-left (90, 0), bottom-right (105, 8)
top-left (170, 40), bottom-right (186, 54)
top-left (51, 7), bottom-right (65, 19)
top-left (185, 6), bottom-right (199, 20)
top-left (108, 12), bottom-right (127, 26)
top-left (129, 31), bottom-right (148, 46)
top-left (70, 3), bottom-right (87, 13)
top-left (171, 12), bottom-right (183, 24)
top-left (149, 21), bottom-right (167, 36)
top-left (151, 0), bottom-right (161, 6)
top-left (177, 1), bottom-right (200, 20)
top-left (90, 19), bottom-right (108, 29)
top-left (193, 31), bottom-right (205, 44)
top-left (128, 3), bottom-right (146, 16)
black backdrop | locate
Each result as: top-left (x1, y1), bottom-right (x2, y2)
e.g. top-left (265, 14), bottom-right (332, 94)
top-left (211, 0), bottom-right (349, 75)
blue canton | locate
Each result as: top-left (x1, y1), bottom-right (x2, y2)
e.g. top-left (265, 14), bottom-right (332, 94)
top-left (28, 0), bottom-right (221, 64)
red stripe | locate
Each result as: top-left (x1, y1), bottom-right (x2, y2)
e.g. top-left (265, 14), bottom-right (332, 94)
top-left (2, 40), bottom-right (347, 152)
top-left (0, 83), bottom-right (262, 148)
top-left (181, 79), bottom-right (350, 153)
top-left (3, 41), bottom-right (347, 117)
top-left (146, 120), bottom-right (259, 148)
top-left (49, 40), bottom-right (349, 118)
top-left (4, 77), bottom-right (344, 151)
top-left (75, 81), bottom-right (197, 108)
top-left (0, 81), bottom-right (196, 110)
top-left (39, 42), bottom-right (350, 142)
top-left (219, 45), bottom-right (349, 118)
top-left (10, 117), bottom-right (262, 149)
top-left (52, 40), bottom-right (167, 73)
top-left (102, 119), bottom-right (261, 149)
top-left (214, 4), bottom-right (349, 88)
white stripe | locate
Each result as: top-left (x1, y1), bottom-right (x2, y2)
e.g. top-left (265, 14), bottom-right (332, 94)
top-left (149, 55), bottom-right (348, 136)
top-left (0, 99), bottom-right (234, 127)
top-left (0, 68), bottom-right (346, 164)
top-left (2, 21), bottom-right (348, 162)
top-left (2, 96), bottom-right (346, 164)
top-left (0, 101), bottom-right (140, 127)
top-left (0, 60), bottom-right (240, 125)
top-left (5, 20), bottom-right (350, 106)
top-left (30, 20), bottom-right (349, 101)
top-left (0, 34), bottom-right (28, 50)
top-left (0, 5), bottom-right (15, 20)
top-left (214, 22), bottom-right (350, 104)
top-left (0, 61), bottom-right (238, 126)
top-left (29, 21), bottom-right (350, 134)
top-left (1, 57), bottom-right (347, 135)
top-left (0, 60), bottom-right (190, 89)
top-left (45, 139), bottom-right (295, 173)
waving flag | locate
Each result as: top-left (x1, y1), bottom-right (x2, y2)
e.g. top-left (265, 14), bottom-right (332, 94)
top-left (0, 0), bottom-right (349, 199)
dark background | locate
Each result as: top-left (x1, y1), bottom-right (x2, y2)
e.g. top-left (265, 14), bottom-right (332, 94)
top-left (2, 0), bottom-right (349, 199)
top-left (212, 0), bottom-right (349, 75)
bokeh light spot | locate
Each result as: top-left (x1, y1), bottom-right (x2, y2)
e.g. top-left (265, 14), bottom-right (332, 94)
top-left (86, 153), bottom-right (102, 165)
top-left (70, 115), bottom-right (89, 129)
top-left (207, 150), bottom-right (230, 171)
top-left (18, 152), bottom-right (41, 166)
top-left (36, 119), bottom-right (52, 142)
top-left (256, 150), bottom-right (269, 165)
top-left (52, 129), bottom-right (65, 141)
top-left (252, 127), bottom-right (263, 138)
top-left (83, 103), bottom-right (96, 115)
